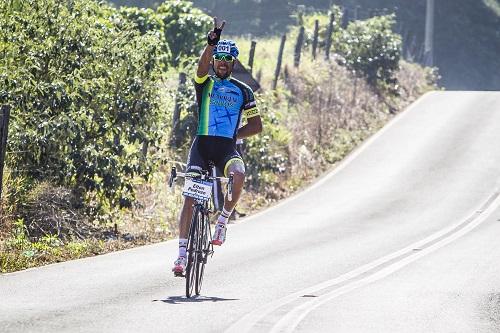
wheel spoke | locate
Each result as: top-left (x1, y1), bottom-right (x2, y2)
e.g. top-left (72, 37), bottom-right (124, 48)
top-left (186, 207), bottom-right (201, 298)
top-left (195, 211), bottom-right (207, 295)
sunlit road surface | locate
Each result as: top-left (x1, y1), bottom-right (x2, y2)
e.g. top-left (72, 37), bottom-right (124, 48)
top-left (2, 91), bottom-right (500, 333)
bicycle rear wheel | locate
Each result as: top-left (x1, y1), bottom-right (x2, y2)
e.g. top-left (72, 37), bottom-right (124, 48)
top-left (195, 213), bottom-right (209, 295)
top-left (185, 206), bottom-right (201, 298)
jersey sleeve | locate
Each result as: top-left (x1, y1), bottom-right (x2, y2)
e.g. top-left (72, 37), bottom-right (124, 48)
top-left (193, 74), bottom-right (209, 106)
top-left (194, 73), bottom-right (209, 85)
top-left (242, 86), bottom-right (260, 119)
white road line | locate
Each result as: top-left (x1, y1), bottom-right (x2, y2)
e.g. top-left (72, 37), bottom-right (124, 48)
top-left (225, 191), bottom-right (500, 333)
top-left (272, 192), bottom-right (500, 332)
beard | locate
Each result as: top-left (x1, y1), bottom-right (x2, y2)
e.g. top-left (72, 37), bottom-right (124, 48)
top-left (212, 63), bottom-right (232, 79)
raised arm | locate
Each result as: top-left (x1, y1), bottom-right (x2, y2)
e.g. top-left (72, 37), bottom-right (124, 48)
top-left (197, 17), bottom-right (226, 78)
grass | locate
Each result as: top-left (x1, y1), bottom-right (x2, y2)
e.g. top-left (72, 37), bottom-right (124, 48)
top-left (1, 219), bottom-right (99, 272)
top-left (0, 220), bottom-right (148, 273)
top-left (235, 35), bottom-right (298, 90)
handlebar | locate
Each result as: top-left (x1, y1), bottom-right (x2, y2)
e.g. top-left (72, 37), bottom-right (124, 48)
top-left (168, 166), bottom-right (234, 201)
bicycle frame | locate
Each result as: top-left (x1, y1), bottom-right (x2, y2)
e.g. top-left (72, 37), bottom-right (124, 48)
top-left (192, 198), bottom-right (214, 259)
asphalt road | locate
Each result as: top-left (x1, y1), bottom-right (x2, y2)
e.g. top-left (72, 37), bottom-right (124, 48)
top-left (1, 91), bottom-right (500, 332)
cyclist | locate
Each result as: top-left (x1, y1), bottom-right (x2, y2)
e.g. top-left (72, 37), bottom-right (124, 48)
top-left (173, 18), bottom-right (263, 275)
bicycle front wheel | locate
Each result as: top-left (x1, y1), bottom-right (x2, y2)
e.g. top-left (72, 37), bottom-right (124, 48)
top-left (195, 212), bottom-right (209, 295)
top-left (185, 206), bottom-right (201, 298)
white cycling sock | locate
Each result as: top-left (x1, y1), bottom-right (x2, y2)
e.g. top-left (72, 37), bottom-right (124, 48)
top-left (217, 207), bottom-right (232, 225)
top-left (178, 238), bottom-right (187, 258)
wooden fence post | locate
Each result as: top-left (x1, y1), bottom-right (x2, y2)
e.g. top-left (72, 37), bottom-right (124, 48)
top-left (325, 12), bottom-right (335, 60)
top-left (294, 26), bottom-right (305, 68)
top-left (0, 105), bottom-right (11, 201)
top-left (273, 34), bottom-right (286, 90)
top-left (248, 40), bottom-right (257, 74)
top-left (312, 19), bottom-right (319, 60)
top-left (170, 72), bottom-right (186, 146)
top-left (342, 8), bottom-right (350, 28)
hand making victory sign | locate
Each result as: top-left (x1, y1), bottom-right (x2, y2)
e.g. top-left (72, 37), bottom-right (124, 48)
top-left (198, 17), bottom-right (226, 78)
top-left (207, 17), bottom-right (226, 45)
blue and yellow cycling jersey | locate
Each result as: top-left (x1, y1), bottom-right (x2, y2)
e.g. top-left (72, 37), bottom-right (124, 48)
top-left (194, 74), bottom-right (259, 140)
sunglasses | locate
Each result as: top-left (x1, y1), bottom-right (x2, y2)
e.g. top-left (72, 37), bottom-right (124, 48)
top-left (213, 54), bottom-right (234, 62)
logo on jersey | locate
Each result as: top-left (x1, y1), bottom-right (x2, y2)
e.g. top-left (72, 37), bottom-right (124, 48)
top-left (218, 87), bottom-right (239, 96)
top-left (245, 101), bottom-right (257, 108)
top-left (210, 93), bottom-right (238, 108)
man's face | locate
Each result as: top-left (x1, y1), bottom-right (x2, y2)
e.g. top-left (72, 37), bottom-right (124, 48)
top-left (213, 54), bottom-right (234, 79)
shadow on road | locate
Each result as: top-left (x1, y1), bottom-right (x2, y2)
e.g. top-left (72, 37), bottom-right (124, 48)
top-left (153, 296), bottom-right (239, 304)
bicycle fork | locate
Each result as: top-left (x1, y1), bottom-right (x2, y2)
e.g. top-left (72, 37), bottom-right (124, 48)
top-left (198, 205), bottom-right (214, 264)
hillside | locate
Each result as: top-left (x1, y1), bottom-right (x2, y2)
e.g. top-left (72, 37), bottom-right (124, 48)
top-left (108, 0), bottom-right (500, 91)
top-left (1, 0), bottom-right (437, 272)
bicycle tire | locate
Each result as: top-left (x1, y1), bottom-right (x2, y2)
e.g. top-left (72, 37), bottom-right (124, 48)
top-left (185, 206), bottom-right (201, 298)
top-left (195, 212), bottom-right (209, 295)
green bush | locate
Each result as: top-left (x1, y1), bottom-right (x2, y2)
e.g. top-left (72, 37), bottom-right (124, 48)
top-left (0, 0), bottom-right (165, 211)
top-left (119, 6), bottom-right (171, 69)
top-left (244, 92), bottom-right (291, 190)
top-left (336, 15), bottom-right (402, 89)
top-left (156, 0), bottom-right (212, 66)
top-left (301, 6), bottom-right (343, 51)
top-left (300, 8), bottom-right (401, 90)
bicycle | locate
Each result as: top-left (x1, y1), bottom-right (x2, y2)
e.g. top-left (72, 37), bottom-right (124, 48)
top-left (169, 164), bottom-right (234, 298)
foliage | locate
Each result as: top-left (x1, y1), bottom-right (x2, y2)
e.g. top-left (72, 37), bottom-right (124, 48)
top-left (299, 8), bottom-right (401, 90)
top-left (335, 15), bottom-right (402, 90)
top-left (288, 8), bottom-right (402, 90)
top-left (169, 61), bottom-right (200, 148)
top-left (244, 91), bottom-right (291, 190)
top-left (119, 6), bottom-right (163, 34)
top-left (156, 1), bottom-right (212, 66)
top-left (300, 6), bottom-right (343, 51)
top-left (109, 0), bottom-right (160, 9)
top-left (113, 1), bottom-right (212, 67)
top-left (1, 168), bottom-right (34, 220)
top-left (0, 218), bottom-right (106, 273)
top-left (0, 0), bottom-right (165, 212)
top-left (119, 6), bottom-right (171, 69)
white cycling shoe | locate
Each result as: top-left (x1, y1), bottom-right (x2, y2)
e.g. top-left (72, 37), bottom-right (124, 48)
top-left (212, 223), bottom-right (226, 246)
top-left (172, 256), bottom-right (187, 276)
